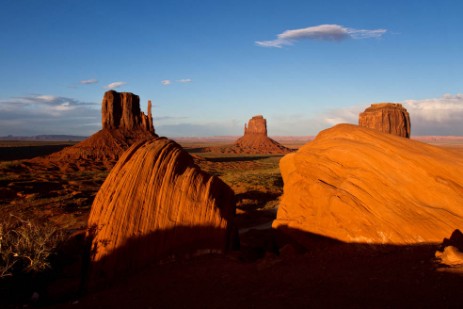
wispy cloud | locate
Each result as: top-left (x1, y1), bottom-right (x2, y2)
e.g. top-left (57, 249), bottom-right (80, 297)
top-left (256, 24), bottom-right (387, 48)
top-left (161, 80), bottom-right (171, 86)
top-left (0, 95), bottom-right (100, 135)
top-left (177, 79), bottom-right (192, 83)
top-left (80, 79), bottom-right (98, 85)
top-left (104, 81), bottom-right (127, 89)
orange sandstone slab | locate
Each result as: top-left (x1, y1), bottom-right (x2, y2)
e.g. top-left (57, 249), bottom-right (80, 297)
top-left (88, 138), bottom-right (237, 280)
top-left (273, 124), bottom-right (463, 245)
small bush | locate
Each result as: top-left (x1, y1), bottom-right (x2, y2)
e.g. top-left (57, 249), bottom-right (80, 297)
top-left (0, 215), bottom-right (67, 278)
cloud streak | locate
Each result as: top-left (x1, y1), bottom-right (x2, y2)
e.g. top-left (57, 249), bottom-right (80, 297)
top-left (177, 79), bottom-right (192, 83)
top-left (104, 81), bottom-right (127, 89)
top-left (80, 79), bottom-right (98, 85)
top-left (161, 80), bottom-right (171, 86)
top-left (256, 24), bottom-right (387, 48)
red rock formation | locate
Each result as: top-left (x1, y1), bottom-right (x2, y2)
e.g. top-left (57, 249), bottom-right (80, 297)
top-left (44, 91), bottom-right (157, 169)
top-left (244, 115), bottom-right (267, 135)
top-left (87, 138), bottom-right (237, 281)
top-left (273, 124), bottom-right (463, 245)
top-left (208, 115), bottom-right (292, 154)
top-left (359, 103), bottom-right (411, 138)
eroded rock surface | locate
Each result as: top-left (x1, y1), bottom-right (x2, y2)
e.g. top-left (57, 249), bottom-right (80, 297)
top-left (273, 124), bottom-right (463, 245)
top-left (359, 103), bottom-right (411, 138)
top-left (87, 138), bottom-right (237, 280)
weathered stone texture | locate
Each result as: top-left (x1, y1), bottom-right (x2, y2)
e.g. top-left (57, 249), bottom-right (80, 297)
top-left (87, 138), bottom-right (237, 280)
top-left (274, 124), bottom-right (463, 245)
top-left (359, 103), bottom-right (411, 138)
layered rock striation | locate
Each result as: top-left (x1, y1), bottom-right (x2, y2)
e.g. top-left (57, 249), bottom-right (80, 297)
top-left (87, 138), bottom-right (237, 281)
top-left (359, 103), bottom-right (411, 138)
top-left (209, 115), bottom-right (292, 154)
top-left (273, 124), bottom-right (463, 245)
top-left (45, 90), bottom-right (157, 169)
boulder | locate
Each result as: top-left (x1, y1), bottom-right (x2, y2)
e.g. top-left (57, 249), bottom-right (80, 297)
top-left (359, 103), bottom-right (411, 138)
top-left (87, 138), bottom-right (237, 280)
top-left (273, 124), bottom-right (463, 245)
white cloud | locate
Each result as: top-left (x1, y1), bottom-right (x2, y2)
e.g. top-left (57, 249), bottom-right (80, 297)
top-left (104, 81), bottom-right (127, 89)
top-left (0, 95), bottom-right (100, 135)
top-left (80, 79), bottom-right (98, 85)
top-left (318, 94), bottom-right (463, 136)
top-left (403, 94), bottom-right (463, 135)
top-left (177, 79), bottom-right (192, 83)
top-left (161, 80), bottom-right (171, 86)
top-left (256, 24), bottom-right (387, 48)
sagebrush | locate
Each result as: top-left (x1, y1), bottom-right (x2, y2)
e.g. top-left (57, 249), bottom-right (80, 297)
top-left (0, 214), bottom-right (67, 278)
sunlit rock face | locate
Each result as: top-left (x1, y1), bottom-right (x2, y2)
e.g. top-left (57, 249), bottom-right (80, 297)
top-left (102, 90), bottom-right (154, 133)
top-left (47, 90), bottom-right (156, 167)
top-left (87, 138), bottom-right (237, 280)
top-left (359, 103), bottom-right (411, 138)
top-left (273, 124), bottom-right (463, 245)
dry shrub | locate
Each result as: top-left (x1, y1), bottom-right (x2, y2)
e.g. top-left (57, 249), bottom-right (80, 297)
top-left (0, 214), bottom-right (67, 278)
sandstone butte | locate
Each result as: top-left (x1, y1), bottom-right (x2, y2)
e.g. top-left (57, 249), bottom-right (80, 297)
top-left (359, 103), bottom-right (411, 138)
top-left (44, 90), bottom-right (157, 169)
top-left (210, 115), bottom-right (292, 154)
top-left (273, 124), bottom-right (463, 245)
top-left (87, 137), bottom-right (237, 281)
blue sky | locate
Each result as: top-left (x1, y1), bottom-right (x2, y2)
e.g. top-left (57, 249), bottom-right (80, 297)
top-left (1, 0), bottom-right (463, 136)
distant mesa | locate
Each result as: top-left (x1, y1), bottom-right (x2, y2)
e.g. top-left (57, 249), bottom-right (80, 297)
top-left (43, 90), bottom-right (157, 170)
top-left (273, 124), bottom-right (463, 245)
top-left (359, 103), bottom-right (411, 138)
top-left (87, 137), bottom-right (237, 282)
top-left (208, 115), bottom-right (293, 154)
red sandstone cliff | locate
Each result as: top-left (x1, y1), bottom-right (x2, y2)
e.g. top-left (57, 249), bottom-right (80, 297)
top-left (44, 91), bottom-right (157, 169)
top-left (359, 103), bottom-right (411, 138)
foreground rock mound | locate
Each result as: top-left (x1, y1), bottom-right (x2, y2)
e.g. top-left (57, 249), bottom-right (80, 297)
top-left (273, 124), bottom-right (463, 245)
top-left (87, 138), bottom-right (237, 280)
top-left (45, 90), bottom-right (156, 169)
top-left (359, 103), bottom-right (411, 138)
top-left (209, 115), bottom-right (292, 154)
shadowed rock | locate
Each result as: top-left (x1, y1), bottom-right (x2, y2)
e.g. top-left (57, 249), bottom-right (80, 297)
top-left (273, 124), bottom-right (463, 245)
top-left (87, 138), bottom-right (237, 281)
top-left (359, 103), bottom-right (411, 138)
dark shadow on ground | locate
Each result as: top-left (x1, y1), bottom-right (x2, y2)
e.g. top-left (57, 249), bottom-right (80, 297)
top-left (0, 145), bottom-right (71, 161)
top-left (205, 156), bottom-right (271, 163)
top-left (7, 224), bottom-right (462, 308)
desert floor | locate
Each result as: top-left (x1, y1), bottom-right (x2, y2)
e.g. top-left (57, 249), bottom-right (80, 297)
top-left (1, 138), bottom-right (463, 308)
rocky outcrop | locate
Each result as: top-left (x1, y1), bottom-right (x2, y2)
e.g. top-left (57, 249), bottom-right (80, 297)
top-left (359, 103), bottom-right (411, 138)
top-left (45, 91), bottom-right (156, 169)
top-left (244, 115), bottom-right (267, 135)
top-left (87, 138), bottom-right (237, 281)
top-left (208, 115), bottom-right (292, 154)
top-left (102, 91), bottom-right (155, 134)
top-left (273, 124), bottom-right (463, 245)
